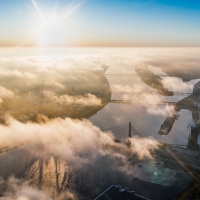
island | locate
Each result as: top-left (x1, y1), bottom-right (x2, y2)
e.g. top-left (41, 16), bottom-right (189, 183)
top-left (135, 64), bottom-right (174, 96)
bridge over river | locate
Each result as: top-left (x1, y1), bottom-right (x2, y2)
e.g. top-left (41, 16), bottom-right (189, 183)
top-left (105, 73), bottom-right (173, 77)
top-left (102, 122), bottom-right (141, 142)
top-left (110, 100), bottom-right (177, 105)
top-left (102, 122), bottom-right (199, 151)
top-left (137, 90), bottom-right (192, 96)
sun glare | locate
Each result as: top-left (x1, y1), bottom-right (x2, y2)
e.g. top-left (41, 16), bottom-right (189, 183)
top-left (37, 18), bottom-right (63, 46)
top-left (29, 0), bottom-right (84, 46)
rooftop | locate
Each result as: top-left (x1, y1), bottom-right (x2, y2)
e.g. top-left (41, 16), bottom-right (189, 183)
top-left (94, 185), bottom-right (150, 200)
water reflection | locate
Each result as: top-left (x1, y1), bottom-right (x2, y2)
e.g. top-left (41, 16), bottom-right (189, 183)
top-left (89, 67), bottom-right (198, 145)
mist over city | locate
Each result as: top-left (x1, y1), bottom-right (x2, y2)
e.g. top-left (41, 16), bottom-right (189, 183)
top-left (0, 1), bottom-right (200, 200)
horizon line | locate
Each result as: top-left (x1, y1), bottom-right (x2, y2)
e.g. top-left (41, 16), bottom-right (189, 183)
top-left (0, 45), bottom-right (200, 48)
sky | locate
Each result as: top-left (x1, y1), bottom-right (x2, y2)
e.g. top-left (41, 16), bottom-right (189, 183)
top-left (0, 0), bottom-right (200, 47)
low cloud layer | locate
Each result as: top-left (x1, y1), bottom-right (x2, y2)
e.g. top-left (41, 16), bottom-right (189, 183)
top-left (0, 117), bottom-right (160, 198)
top-left (0, 117), bottom-right (159, 163)
top-left (121, 93), bottom-right (160, 104)
top-left (0, 68), bottom-right (36, 79)
top-left (111, 84), bottom-right (147, 94)
top-left (0, 176), bottom-right (78, 200)
top-left (162, 77), bottom-right (196, 92)
top-left (0, 86), bottom-right (14, 105)
top-left (128, 136), bottom-right (160, 159)
top-left (42, 91), bottom-right (102, 107)
top-left (44, 80), bottom-right (65, 89)
top-left (0, 53), bottom-right (112, 120)
top-left (1, 48), bottom-right (197, 198)
top-left (120, 93), bottom-right (174, 116)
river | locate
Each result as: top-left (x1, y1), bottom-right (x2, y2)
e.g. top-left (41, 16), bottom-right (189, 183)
top-left (89, 67), bottom-right (200, 146)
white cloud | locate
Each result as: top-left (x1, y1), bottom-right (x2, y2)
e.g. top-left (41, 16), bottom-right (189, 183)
top-left (111, 84), bottom-right (146, 93)
top-left (44, 80), bottom-right (65, 89)
top-left (42, 91), bottom-right (102, 106)
top-left (0, 68), bottom-right (36, 79)
top-left (0, 117), bottom-right (160, 164)
top-left (162, 77), bottom-right (193, 92)
top-left (120, 93), bottom-right (174, 116)
top-left (0, 86), bottom-right (14, 105)
top-left (0, 116), bottom-right (160, 198)
top-left (0, 176), bottom-right (77, 200)
top-left (129, 136), bottom-right (160, 159)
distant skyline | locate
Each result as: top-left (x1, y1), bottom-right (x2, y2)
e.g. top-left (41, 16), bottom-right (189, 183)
top-left (0, 0), bottom-right (200, 47)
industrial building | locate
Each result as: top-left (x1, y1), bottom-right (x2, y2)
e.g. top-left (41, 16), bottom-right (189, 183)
top-left (187, 125), bottom-right (199, 149)
top-left (94, 185), bottom-right (150, 200)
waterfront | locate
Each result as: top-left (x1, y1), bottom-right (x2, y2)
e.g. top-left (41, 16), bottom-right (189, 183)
top-left (89, 70), bottom-right (199, 146)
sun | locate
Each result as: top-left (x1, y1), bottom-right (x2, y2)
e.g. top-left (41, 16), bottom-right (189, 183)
top-left (37, 18), bottom-right (63, 46)
top-left (29, 0), bottom-right (84, 46)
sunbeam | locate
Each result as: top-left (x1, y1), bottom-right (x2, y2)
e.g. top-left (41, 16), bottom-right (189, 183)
top-left (28, 0), bottom-right (85, 46)
top-left (62, 0), bottom-right (85, 20)
top-left (30, 0), bottom-right (46, 23)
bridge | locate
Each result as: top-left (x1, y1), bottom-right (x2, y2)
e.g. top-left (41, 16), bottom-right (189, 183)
top-left (118, 90), bottom-right (192, 96)
top-left (110, 100), bottom-right (177, 105)
top-left (105, 73), bottom-right (172, 77)
top-left (102, 122), bottom-right (197, 149)
top-left (106, 74), bottom-right (138, 76)
top-left (173, 92), bottom-right (192, 95)
top-left (102, 122), bottom-right (142, 142)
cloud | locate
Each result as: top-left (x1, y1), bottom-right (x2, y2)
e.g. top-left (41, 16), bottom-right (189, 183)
top-left (129, 136), bottom-right (160, 159)
top-left (0, 176), bottom-right (78, 200)
top-left (0, 117), bottom-right (160, 164)
top-left (0, 117), bottom-right (114, 164)
top-left (0, 51), bottom-right (182, 118)
top-left (162, 77), bottom-right (198, 92)
top-left (0, 68), bottom-right (36, 79)
top-left (44, 80), bottom-right (65, 89)
top-left (0, 86), bottom-right (14, 105)
top-left (42, 91), bottom-right (102, 106)
top-left (0, 48), bottom-right (198, 197)
top-left (121, 93), bottom-right (161, 105)
top-left (111, 84), bottom-right (146, 93)
top-left (0, 117), bottom-right (160, 198)
top-left (146, 104), bottom-right (173, 116)
top-left (69, 75), bottom-right (78, 81)
top-left (120, 92), bottom-right (174, 116)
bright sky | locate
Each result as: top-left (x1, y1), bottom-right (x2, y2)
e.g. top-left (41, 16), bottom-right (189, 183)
top-left (0, 0), bottom-right (200, 47)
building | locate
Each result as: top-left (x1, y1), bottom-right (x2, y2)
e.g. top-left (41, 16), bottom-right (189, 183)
top-left (94, 185), bottom-right (150, 200)
top-left (187, 125), bottom-right (199, 149)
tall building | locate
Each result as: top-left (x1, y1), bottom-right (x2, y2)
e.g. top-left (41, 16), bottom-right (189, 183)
top-left (187, 126), bottom-right (199, 149)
